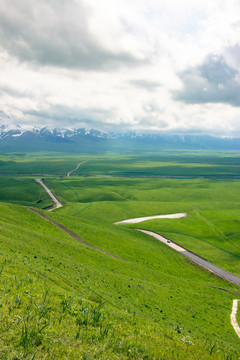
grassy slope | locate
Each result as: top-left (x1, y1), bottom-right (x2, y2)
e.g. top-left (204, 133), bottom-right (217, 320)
top-left (44, 176), bottom-right (240, 275)
top-left (45, 176), bottom-right (240, 349)
top-left (1, 202), bottom-right (240, 359)
top-left (0, 177), bottom-right (52, 208)
top-left (1, 152), bottom-right (240, 359)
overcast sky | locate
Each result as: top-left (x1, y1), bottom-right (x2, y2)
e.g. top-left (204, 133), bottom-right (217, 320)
top-left (1, 0), bottom-right (240, 135)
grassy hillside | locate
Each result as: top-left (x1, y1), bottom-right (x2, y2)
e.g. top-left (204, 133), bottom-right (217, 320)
top-left (1, 152), bottom-right (240, 358)
top-left (1, 202), bottom-right (240, 359)
top-left (42, 176), bottom-right (240, 275)
top-left (0, 177), bottom-right (52, 208)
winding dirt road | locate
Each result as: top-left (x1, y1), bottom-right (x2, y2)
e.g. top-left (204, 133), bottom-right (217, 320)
top-left (33, 173), bottom-right (240, 335)
top-left (29, 207), bottom-right (119, 259)
top-left (35, 178), bottom-right (62, 211)
top-left (231, 300), bottom-right (240, 338)
top-left (135, 225), bottom-right (240, 335)
top-left (115, 213), bottom-right (240, 286)
top-left (67, 160), bottom-right (88, 177)
top-left (137, 229), bottom-right (240, 286)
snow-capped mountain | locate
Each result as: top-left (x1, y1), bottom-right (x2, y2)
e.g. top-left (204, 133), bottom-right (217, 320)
top-left (1, 124), bottom-right (240, 152)
top-left (0, 125), bottom-right (116, 140)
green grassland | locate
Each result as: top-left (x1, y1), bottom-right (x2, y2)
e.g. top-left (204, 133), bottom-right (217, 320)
top-left (0, 177), bottom-right (52, 208)
top-left (71, 153), bottom-right (240, 177)
top-left (1, 203), bottom-right (240, 359)
top-left (0, 151), bottom-right (240, 176)
top-left (41, 176), bottom-right (240, 272)
top-left (0, 152), bottom-right (240, 359)
top-left (0, 153), bottom-right (89, 175)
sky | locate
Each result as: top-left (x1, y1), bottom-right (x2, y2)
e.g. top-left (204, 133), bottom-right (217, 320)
top-left (0, 0), bottom-right (240, 136)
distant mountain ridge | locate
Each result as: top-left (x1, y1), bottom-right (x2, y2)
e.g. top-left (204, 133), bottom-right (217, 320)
top-left (1, 124), bottom-right (240, 152)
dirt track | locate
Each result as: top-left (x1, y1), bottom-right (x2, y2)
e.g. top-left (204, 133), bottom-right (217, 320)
top-left (137, 229), bottom-right (240, 287)
top-left (230, 300), bottom-right (240, 338)
top-left (67, 160), bottom-right (88, 177)
top-left (35, 178), bottom-right (62, 211)
top-left (231, 300), bottom-right (240, 338)
top-left (29, 207), bottom-right (119, 259)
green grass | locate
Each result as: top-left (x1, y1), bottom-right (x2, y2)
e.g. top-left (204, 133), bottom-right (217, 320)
top-left (63, 151), bottom-right (240, 177)
top-left (42, 176), bottom-right (240, 275)
top-left (1, 202), bottom-right (240, 359)
top-left (1, 151), bottom-right (240, 358)
top-left (0, 153), bottom-right (89, 175)
top-left (0, 177), bottom-right (52, 208)
top-left (0, 151), bottom-right (240, 177)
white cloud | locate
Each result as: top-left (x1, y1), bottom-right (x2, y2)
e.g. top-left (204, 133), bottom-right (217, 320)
top-left (0, 0), bottom-right (240, 135)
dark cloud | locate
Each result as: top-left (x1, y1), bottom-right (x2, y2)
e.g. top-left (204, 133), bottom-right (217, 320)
top-left (23, 104), bottom-right (169, 132)
top-left (0, 0), bottom-right (145, 70)
top-left (174, 54), bottom-right (240, 106)
top-left (0, 85), bottom-right (31, 99)
top-left (25, 104), bottom-right (114, 129)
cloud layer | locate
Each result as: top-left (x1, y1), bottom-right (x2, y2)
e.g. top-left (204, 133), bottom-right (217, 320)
top-left (0, 0), bottom-right (240, 135)
top-left (174, 55), bottom-right (240, 106)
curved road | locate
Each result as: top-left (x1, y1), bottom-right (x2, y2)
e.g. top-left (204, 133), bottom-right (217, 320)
top-left (67, 160), bottom-right (88, 177)
top-left (29, 207), bottom-right (119, 259)
top-left (231, 300), bottom-right (240, 338)
top-left (137, 229), bottom-right (240, 286)
top-left (35, 178), bottom-right (62, 211)
top-left (34, 177), bottom-right (240, 288)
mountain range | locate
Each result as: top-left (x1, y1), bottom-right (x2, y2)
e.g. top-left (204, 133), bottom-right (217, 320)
top-left (1, 124), bottom-right (240, 153)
